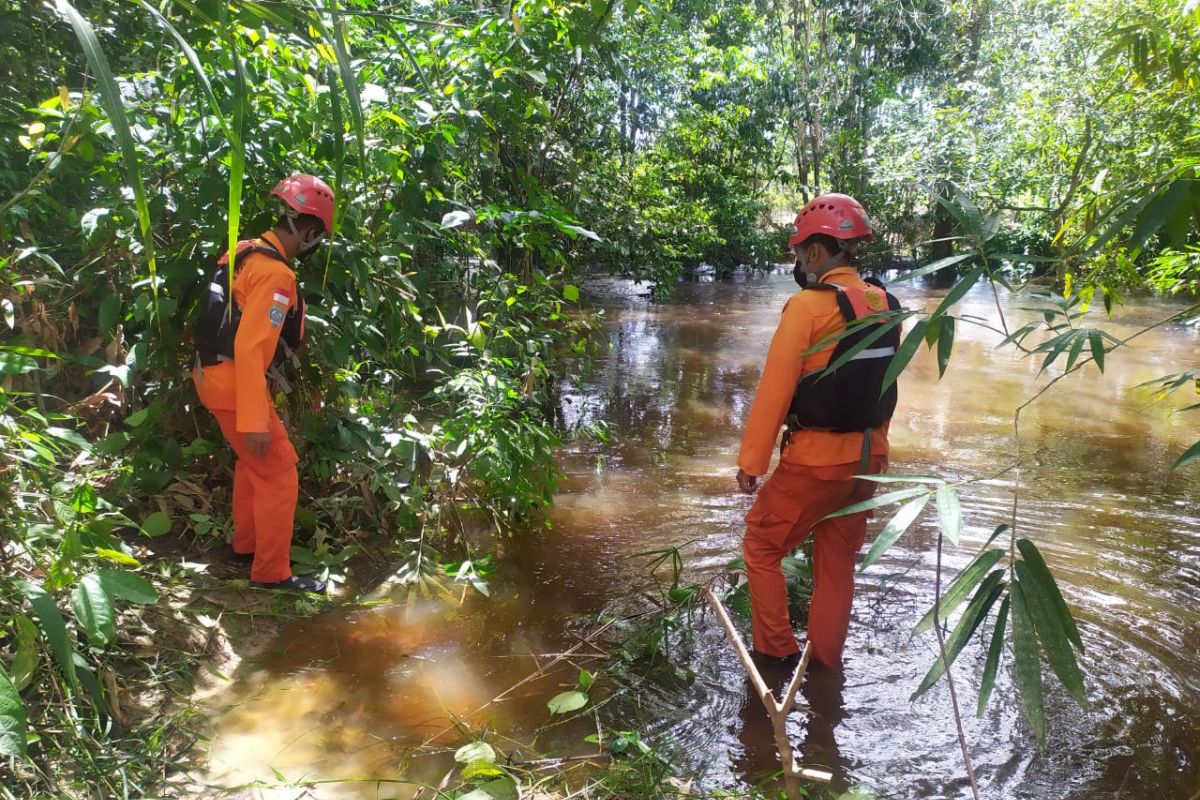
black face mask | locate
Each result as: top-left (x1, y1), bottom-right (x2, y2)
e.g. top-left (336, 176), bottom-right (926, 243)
top-left (793, 259), bottom-right (811, 288)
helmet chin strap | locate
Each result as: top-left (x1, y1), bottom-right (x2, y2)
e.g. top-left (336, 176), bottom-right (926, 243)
top-left (283, 210), bottom-right (327, 256)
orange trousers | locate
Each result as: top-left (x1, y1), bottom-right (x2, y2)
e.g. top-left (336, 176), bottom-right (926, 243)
top-left (210, 408), bottom-right (299, 584)
top-left (743, 457), bottom-right (885, 669)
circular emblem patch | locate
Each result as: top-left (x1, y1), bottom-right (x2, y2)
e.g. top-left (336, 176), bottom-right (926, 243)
top-left (269, 307), bottom-right (286, 328)
top-left (865, 290), bottom-right (885, 312)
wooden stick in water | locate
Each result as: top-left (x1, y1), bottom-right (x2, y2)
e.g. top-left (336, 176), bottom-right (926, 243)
top-left (703, 587), bottom-right (828, 800)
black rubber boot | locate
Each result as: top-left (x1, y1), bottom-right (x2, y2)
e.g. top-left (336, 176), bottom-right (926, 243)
top-left (228, 550), bottom-right (255, 564)
top-left (254, 575), bottom-right (327, 593)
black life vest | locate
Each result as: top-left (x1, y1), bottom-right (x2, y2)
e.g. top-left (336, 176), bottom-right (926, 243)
top-left (195, 241), bottom-right (305, 368)
top-left (785, 277), bottom-right (901, 436)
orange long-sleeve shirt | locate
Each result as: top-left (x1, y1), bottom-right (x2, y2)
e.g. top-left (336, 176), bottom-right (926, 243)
top-left (193, 231), bottom-right (299, 433)
top-left (737, 266), bottom-right (890, 476)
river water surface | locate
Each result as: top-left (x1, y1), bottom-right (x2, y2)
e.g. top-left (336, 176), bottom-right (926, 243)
top-left (196, 271), bottom-right (1200, 799)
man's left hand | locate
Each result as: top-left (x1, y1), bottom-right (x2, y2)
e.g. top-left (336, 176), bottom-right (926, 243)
top-left (736, 469), bottom-right (758, 495)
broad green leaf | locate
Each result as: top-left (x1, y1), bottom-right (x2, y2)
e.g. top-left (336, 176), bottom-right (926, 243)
top-left (0, 351), bottom-right (39, 375)
top-left (94, 548), bottom-right (141, 567)
top-left (1174, 439), bottom-right (1200, 469)
top-left (547, 690), bottom-right (588, 715)
top-left (1015, 539), bottom-right (1082, 650)
top-left (911, 570), bottom-right (1005, 698)
top-left (1010, 581), bottom-right (1045, 743)
top-left (578, 668), bottom-right (594, 690)
top-left (936, 316), bottom-right (955, 378)
top-left (860, 494), bottom-right (931, 572)
top-left (97, 569), bottom-right (158, 605)
top-left (1014, 562), bottom-right (1086, 707)
top-left (0, 664), bottom-right (26, 757)
top-left (912, 552), bottom-right (1004, 636)
top-left (454, 741), bottom-right (497, 764)
top-left (98, 293), bottom-right (121, 335)
top-left (53, 0), bottom-right (158, 312)
top-left (977, 595), bottom-right (1010, 718)
top-left (10, 615), bottom-right (38, 691)
top-left (823, 486), bottom-right (930, 520)
top-left (563, 284), bottom-right (580, 302)
top-left (934, 486), bottom-right (962, 544)
top-left (930, 264), bottom-right (986, 321)
top-left (880, 319), bottom-right (928, 394)
top-left (72, 574), bottom-right (115, 648)
top-left (18, 580), bottom-right (79, 691)
top-left (141, 511), bottom-right (172, 538)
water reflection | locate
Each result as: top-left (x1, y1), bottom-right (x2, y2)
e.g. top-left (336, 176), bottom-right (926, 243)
top-left (198, 271), bottom-right (1200, 799)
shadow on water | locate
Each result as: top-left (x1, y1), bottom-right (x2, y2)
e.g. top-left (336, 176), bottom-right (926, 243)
top-left (195, 271), bottom-right (1200, 799)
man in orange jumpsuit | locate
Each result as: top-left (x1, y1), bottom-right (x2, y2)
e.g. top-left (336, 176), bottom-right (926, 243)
top-left (736, 193), bottom-right (896, 671)
top-left (193, 174), bottom-right (335, 593)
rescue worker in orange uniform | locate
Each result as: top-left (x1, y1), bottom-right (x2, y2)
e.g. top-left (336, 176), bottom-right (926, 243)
top-left (736, 193), bottom-right (900, 671)
top-left (192, 174), bottom-right (335, 593)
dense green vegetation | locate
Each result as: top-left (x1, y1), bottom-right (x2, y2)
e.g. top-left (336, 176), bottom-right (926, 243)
top-left (1, 0), bottom-right (1198, 797)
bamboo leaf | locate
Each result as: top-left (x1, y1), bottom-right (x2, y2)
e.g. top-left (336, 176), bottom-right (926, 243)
top-left (319, 0), bottom-right (367, 173)
top-left (822, 486), bottom-right (930, 520)
top-left (1010, 581), bottom-right (1045, 743)
top-left (891, 253), bottom-right (976, 283)
top-left (1015, 539), bottom-right (1083, 650)
top-left (0, 664), bottom-right (26, 757)
top-left (930, 264), bottom-right (986, 321)
top-left (1088, 330), bottom-right (1106, 372)
top-left (984, 523), bottom-right (1010, 548)
top-left (911, 571), bottom-right (1005, 698)
top-left (52, 0), bottom-right (158, 312)
top-left (1129, 179), bottom-right (1191, 253)
top-left (1064, 331), bottom-right (1087, 373)
top-left (1174, 439), bottom-right (1200, 469)
top-left (221, 0), bottom-right (247, 294)
top-left (1037, 330), bottom-right (1076, 374)
top-left (816, 315), bottom-right (906, 378)
top-left (1014, 562), bottom-right (1087, 707)
top-left (936, 316), bottom-right (955, 378)
top-left (977, 595), bottom-right (1010, 717)
top-left (860, 495), bottom-right (930, 572)
top-left (855, 474), bottom-right (945, 484)
top-left (880, 318), bottom-right (928, 394)
top-left (913, 551), bottom-right (1004, 636)
top-left (934, 485), bottom-right (962, 544)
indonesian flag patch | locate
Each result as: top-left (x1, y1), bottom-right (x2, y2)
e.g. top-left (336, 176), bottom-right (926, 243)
top-left (272, 287), bottom-right (291, 306)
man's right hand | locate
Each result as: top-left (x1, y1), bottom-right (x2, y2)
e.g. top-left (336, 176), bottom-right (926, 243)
top-left (736, 468), bottom-right (758, 495)
top-left (245, 432), bottom-right (271, 458)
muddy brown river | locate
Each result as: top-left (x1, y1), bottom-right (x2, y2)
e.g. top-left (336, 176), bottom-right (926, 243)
top-left (195, 271), bottom-right (1200, 799)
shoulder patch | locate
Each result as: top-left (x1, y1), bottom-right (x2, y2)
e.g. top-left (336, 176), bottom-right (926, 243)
top-left (269, 306), bottom-right (286, 328)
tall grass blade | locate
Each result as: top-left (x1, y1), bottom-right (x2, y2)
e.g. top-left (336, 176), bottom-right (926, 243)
top-left (52, 0), bottom-right (159, 316)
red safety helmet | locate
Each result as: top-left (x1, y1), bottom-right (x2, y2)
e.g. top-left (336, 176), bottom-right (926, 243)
top-left (271, 174), bottom-right (335, 234)
top-left (788, 193), bottom-right (873, 247)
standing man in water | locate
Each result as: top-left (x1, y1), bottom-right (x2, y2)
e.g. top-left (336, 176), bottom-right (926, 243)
top-left (193, 174), bottom-right (335, 594)
top-left (736, 193), bottom-right (898, 671)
